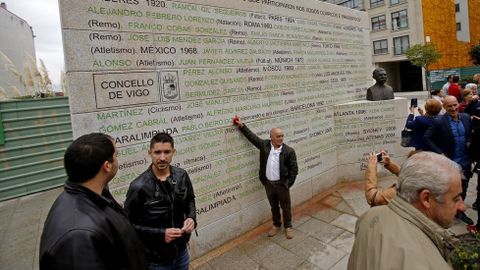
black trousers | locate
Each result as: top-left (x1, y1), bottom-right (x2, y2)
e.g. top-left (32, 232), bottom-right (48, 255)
top-left (264, 180), bottom-right (292, 228)
top-left (459, 162), bottom-right (474, 200)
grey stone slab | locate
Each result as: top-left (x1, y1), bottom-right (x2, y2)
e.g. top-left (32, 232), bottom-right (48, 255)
top-left (296, 219), bottom-right (345, 244)
top-left (333, 201), bottom-right (356, 217)
top-left (329, 254), bottom-right (349, 270)
top-left (464, 191), bottom-right (477, 208)
top-left (240, 241), bottom-right (303, 270)
top-left (311, 208), bottom-right (343, 224)
top-left (344, 197), bottom-right (370, 217)
top-left (272, 228), bottom-right (309, 251)
top-left (465, 195), bottom-right (476, 207)
top-left (337, 185), bottom-right (364, 200)
top-left (293, 214), bottom-right (313, 228)
top-left (297, 260), bottom-right (322, 270)
top-left (0, 189), bottom-right (60, 270)
top-left (449, 220), bottom-right (469, 236)
top-left (465, 208), bottom-right (478, 221)
top-left (193, 262), bottom-right (215, 270)
top-left (290, 236), bottom-right (347, 270)
top-left (329, 231), bottom-right (355, 254)
top-left (448, 207), bottom-right (477, 236)
top-left (0, 241), bottom-right (36, 270)
top-left (208, 247), bottom-right (260, 270)
top-left (330, 214), bottom-right (357, 233)
top-left (0, 199), bottom-right (18, 242)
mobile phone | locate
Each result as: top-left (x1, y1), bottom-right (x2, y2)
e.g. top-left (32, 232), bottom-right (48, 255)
top-left (410, 98), bottom-right (418, 108)
top-left (376, 152), bottom-right (383, 162)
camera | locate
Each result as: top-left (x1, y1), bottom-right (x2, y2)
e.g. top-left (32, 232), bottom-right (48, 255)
top-left (376, 152), bottom-right (383, 162)
top-left (410, 98), bottom-right (418, 108)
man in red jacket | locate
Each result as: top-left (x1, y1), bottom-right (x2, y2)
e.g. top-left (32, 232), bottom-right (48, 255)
top-left (448, 75), bottom-right (461, 100)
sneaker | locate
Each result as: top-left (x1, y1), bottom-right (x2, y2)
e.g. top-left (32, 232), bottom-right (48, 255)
top-left (456, 212), bottom-right (474, 225)
top-left (285, 228), bottom-right (294, 239)
top-left (472, 201), bottom-right (478, 210)
top-left (267, 226), bottom-right (281, 237)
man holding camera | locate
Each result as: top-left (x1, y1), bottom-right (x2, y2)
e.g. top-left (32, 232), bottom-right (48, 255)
top-left (364, 151), bottom-right (400, 207)
top-left (233, 115), bottom-right (298, 239)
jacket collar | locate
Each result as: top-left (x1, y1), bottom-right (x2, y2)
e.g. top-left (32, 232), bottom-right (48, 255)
top-left (388, 196), bottom-right (459, 263)
top-left (147, 164), bottom-right (177, 185)
top-left (64, 180), bottom-right (121, 210)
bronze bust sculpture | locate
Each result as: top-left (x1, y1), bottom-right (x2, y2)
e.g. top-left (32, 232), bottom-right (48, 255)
top-left (366, 68), bottom-right (394, 101)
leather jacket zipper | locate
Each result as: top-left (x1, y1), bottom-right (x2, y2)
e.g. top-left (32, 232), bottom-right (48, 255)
top-left (156, 179), bottom-right (175, 228)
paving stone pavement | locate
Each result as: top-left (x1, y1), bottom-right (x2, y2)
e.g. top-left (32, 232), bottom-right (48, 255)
top-left (191, 177), bottom-right (478, 270)
top-left (0, 176), bottom-right (477, 270)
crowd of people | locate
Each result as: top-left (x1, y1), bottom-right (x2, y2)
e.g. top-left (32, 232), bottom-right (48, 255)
top-left (355, 73), bottom-right (480, 269)
top-left (36, 73), bottom-right (480, 269)
top-left (39, 116), bottom-right (298, 270)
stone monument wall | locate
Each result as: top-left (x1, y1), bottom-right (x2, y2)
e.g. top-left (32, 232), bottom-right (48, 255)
top-left (59, 0), bottom-right (409, 257)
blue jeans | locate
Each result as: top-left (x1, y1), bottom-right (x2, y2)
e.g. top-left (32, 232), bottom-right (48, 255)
top-left (148, 248), bottom-right (190, 270)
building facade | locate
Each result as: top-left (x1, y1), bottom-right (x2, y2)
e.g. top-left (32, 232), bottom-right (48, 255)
top-left (0, 2), bottom-right (36, 97)
top-left (322, 0), bottom-right (480, 91)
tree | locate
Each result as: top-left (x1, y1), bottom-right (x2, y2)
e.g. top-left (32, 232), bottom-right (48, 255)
top-left (405, 44), bottom-right (442, 92)
top-left (469, 41), bottom-right (480, 65)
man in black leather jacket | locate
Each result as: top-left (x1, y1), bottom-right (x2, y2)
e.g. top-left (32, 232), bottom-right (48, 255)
top-left (125, 132), bottom-right (196, 270)
top-left (40, 133), bottom-right (146, 270)
top-left (233, 115), bottom-right (298, 239)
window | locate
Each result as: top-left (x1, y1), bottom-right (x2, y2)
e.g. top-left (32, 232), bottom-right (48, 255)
top-left (371, 15), bottom-right (386, 30)
top-left (370, 0), bottom-right (384, 8)
top-left (391, 10), bottom-right (408, 30)
top-left (390, 0), bottom-right (405, 5)
top-left (455, 3), bottom-right (460, 12)
top-left (339, 0), bottom-right (360, 9)
top-left (393, 35), bottom-right (409, 55)
top-left (456, 22), bottom-right (461, 31)
top-left (373, 39), bottom-right (388, 54)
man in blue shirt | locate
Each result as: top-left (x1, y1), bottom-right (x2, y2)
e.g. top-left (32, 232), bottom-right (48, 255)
top-left (425, 96), bottom-right (474, 224)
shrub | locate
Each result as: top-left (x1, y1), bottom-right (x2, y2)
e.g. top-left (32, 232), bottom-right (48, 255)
top-left (0, 51), bottom-right (55, 99)
top-left (451, 233), bottom-right (480, 270)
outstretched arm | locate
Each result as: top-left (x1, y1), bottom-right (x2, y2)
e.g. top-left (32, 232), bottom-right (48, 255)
top-left (381, 151), bottom-right (400, 176)
top-left (232, 115), bottom-right (263, 149)
top-left (364, 152), bottom-right (397, 206)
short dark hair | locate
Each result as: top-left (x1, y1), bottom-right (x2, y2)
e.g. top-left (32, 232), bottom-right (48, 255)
top-left (150, 132), bottom-right (174, 149)
top-left (64, 133), bottom-right (115, 183)
top-left (446, 75), bottom-right (452, 80)
top-left (452, 75), bottom-right (460, 83)
top-left (431, 89), bottom-right (441, 96)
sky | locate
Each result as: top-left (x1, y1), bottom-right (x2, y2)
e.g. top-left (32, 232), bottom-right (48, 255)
top-left (6, 0), bottom-right (64, 87)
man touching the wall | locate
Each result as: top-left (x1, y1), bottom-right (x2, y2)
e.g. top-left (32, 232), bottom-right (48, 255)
top-left (233, 115), bottom-right (298, 239)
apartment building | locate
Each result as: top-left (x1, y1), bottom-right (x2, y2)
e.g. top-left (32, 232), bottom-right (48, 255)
top-left (0, 2), bottom-right (36, 97)
top-left (322, 0), bottom-right (480, 91)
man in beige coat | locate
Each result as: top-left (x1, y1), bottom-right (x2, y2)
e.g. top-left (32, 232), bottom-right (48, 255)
top-left (348, 152), bottom-right (465, 270)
